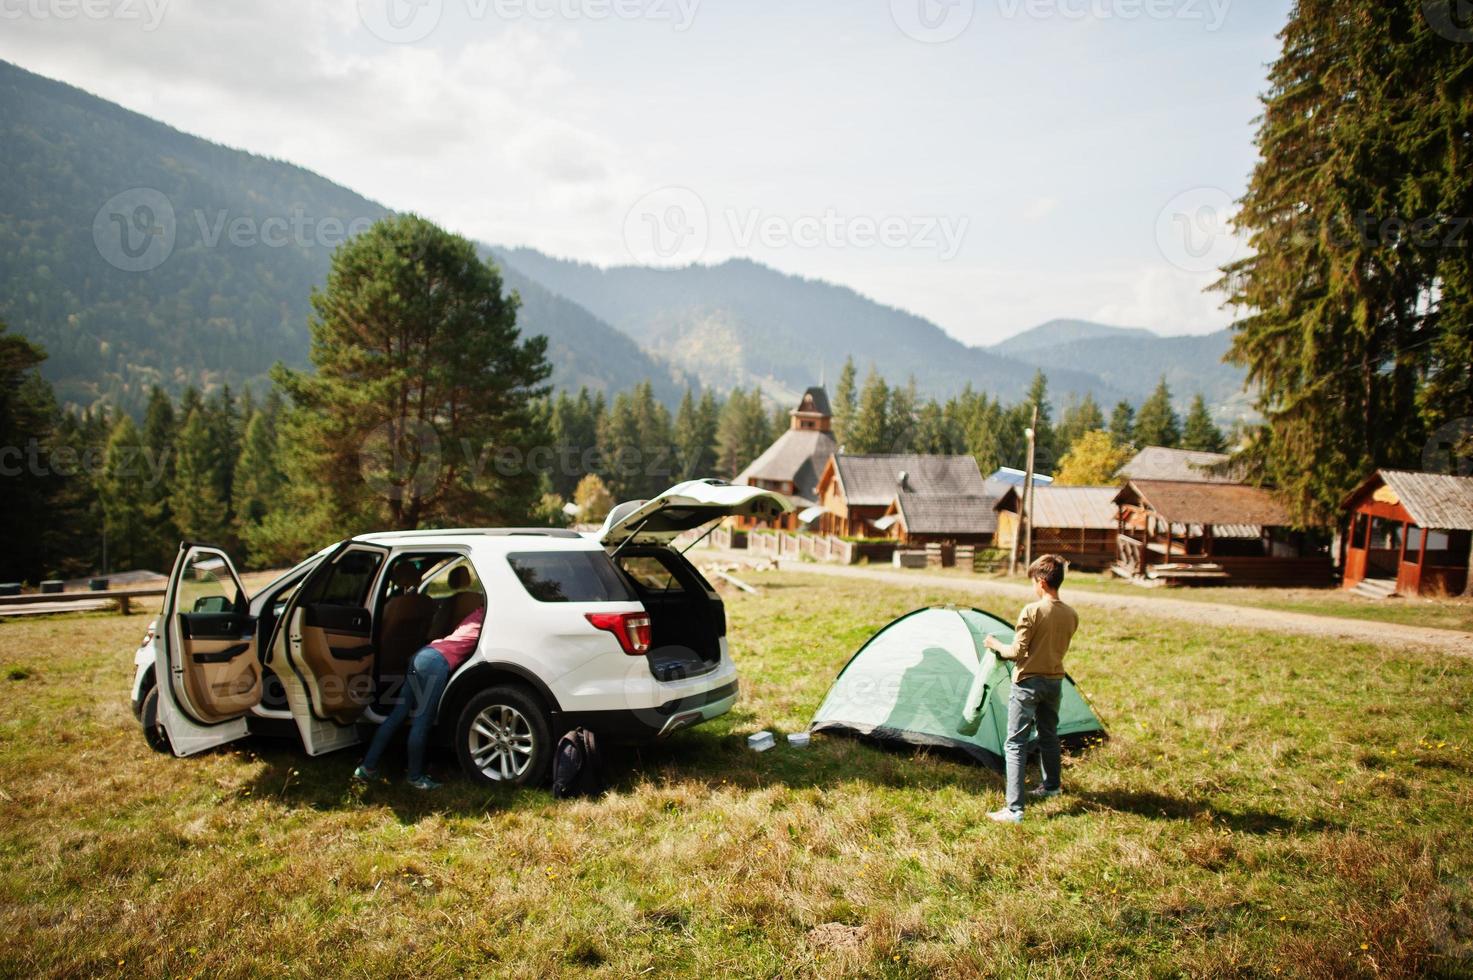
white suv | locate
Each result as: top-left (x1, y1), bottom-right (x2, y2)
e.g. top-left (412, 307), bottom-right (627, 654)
top-left (129, 480), bottom-right (791, 786)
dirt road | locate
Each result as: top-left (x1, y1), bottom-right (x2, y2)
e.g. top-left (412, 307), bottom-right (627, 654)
top-left (778, 562), bottom-right (1473, 658)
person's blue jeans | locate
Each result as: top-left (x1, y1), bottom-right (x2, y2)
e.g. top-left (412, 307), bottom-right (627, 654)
top-left (362, 646), bottom-right (451, 781)
top-left (1005, 676), bottom-right (1063, 814)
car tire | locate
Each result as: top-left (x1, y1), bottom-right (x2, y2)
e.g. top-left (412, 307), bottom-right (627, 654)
top-left (139, 684), bottom-right (172, 754)
top-left (455, 685), bottom-right (552, 787)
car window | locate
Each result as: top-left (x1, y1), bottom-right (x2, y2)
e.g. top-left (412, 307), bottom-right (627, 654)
top-left (507, 552), bottom-right (636, 603)
top-left (422, 557), bottom-right (483, 598)
top-left (618, 555), bottom-right (686, 593)
top-left (178, 551), bottom-right (242, 614)
top-left (314, 550), bottom-right (384, 606)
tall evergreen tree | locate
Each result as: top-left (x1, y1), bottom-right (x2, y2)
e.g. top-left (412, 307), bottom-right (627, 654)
top-left (170, 408), bottom-right (231, 545)
top-left (140, 385), bottom-right (179, 565)
top-left (673, 387), bottom-right (719, 480)
top-left (101, 415), bottom-right (152, 571)
top-left (1056, 393), bottom-right (1105, 458)
top-left (1219, 1), bottom-right (1468, 520)
top-left (715, 387), bottom-right (772, 478)
top-left (1181, 395), bottom-right (1227, 453)
top-left (272, 214), bottom-right (551, 539)
top-left (0, 324), bottom-right (59, 582)
top-left (1133, 378), bottom-right (1181, 448)
top-left (848, 369), bottom-right (890, 454)
top-left (832, 357), bottom-right (858, 449)
top-left (233, 407), bottom-right (285, 561)
top-left (1109, 400), bottom-right (1136, 446)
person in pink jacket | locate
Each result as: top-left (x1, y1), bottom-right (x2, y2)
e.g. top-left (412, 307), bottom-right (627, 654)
top-left (354, 605), bottom-right (484, 790)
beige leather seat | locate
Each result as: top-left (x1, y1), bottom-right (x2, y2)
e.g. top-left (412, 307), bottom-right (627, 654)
top-left (378, 564), bottom-right (435, 677)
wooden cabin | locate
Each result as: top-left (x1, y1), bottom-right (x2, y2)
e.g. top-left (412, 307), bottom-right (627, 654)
top-left (1341, 470), bottom-right (1473, 597)
top-left (878, 491), bottom-right (997, 547)
top-left (994, 486), bottom-right (1119, 571)
top-left (735, 387), bottom-right (838, 530)
top-left (816, 453), bottom-right (991, 540)
top-left (1116, 446), bottom-right (1239, 483)
top-left (1112, 480), bottom-right (1332, 587)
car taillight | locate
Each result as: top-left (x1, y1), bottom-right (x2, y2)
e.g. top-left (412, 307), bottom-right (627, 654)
top-left (586, 612), bottom-right (652, 655)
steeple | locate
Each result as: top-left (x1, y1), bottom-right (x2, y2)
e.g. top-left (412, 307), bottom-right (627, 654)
top-left (791, 386), bottom-right (833, 432)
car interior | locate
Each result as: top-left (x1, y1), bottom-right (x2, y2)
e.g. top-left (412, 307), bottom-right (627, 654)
top-left (369, 553), bottom-right (486, 707)
top-left (612, 547), bottom-right (724, 681)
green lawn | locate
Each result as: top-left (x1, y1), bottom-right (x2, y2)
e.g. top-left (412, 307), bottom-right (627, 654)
top-left (2, 573), bottom-right (1471, 977)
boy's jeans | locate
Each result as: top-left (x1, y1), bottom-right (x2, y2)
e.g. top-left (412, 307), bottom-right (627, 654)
top-left (1005, 676), bottom-right (1063, 814)
top-left (362, 646), bottom-right (451, 781)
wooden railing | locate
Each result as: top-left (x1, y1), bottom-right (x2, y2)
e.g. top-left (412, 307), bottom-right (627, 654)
top-left (1116, 535), bottom-right (1144, 575)
top-left (0, 587), bottom-right (165, 616)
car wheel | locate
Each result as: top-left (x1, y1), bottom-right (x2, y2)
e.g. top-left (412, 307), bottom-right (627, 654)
top-left (139, 684), bottom-right (172, 754)
top-left (455, 685), bottom-right (551, 787)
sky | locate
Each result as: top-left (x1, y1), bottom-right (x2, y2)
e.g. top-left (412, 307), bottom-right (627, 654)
top-left (0, 0), bottom-right (1291, 346)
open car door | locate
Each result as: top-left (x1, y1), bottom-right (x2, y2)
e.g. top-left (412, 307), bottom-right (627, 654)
top-left (598, 479), bottom-right (794, 548)
top-left (155, 544), bottom-right (261, 756)
top-left (276, 540), bottom-right (390, 755)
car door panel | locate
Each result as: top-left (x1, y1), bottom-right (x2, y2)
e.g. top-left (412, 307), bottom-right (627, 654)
top-left (155, 544), bottom-right (260, 755)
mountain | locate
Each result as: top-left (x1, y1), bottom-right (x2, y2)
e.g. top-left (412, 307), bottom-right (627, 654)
top-left (0, 59), bottom-right (684, 410)
top-left (991, 319), bottom-right (1156, 355)
top-left (491, 248), bottom-right (1123, 406)
top-left (986, 319), bottom-right (1249, 423)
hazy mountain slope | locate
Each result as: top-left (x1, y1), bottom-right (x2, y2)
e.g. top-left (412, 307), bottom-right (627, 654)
top-left (991, 319), bottom-right (1156, 355)
top-left (493, 248), bottom-right (1123, 406)
top-left (0, 60), bottom-right (682, 410)
top-left (990, 324), bottom-right (1249, 422)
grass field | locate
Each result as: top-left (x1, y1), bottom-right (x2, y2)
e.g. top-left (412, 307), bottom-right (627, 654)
top-left (2, 572), bottom-right (1472, 977)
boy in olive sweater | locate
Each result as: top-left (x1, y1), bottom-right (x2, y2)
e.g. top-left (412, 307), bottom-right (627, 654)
top-left (983, 554), bottom-right (1078, 823)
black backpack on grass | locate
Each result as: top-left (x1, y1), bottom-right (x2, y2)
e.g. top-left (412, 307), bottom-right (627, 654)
top-left (552, 727), bottom-right (606, 799)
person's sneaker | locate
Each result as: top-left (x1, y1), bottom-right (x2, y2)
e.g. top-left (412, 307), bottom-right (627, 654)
top-left (1029, 786), bottom-right (1062, 798)
top-left (988, 808), bottom-right (1023, 824)
top-left (352, 765), bottom-right (378, 782)
top-left (407, 775), bottom-right (442, 791)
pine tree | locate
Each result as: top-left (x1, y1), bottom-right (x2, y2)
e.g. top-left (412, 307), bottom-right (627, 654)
top-left (832, 357), bottom-right (858, 449)
top-left (674, 387), bottom-right (719, 480)
top-left (272, 214), bottom-right (551, 535)
top-left (101, 415), bottom-right (152, 571)
top-left (170, 408), bottom-right (231, 544)
top-left (140, 385), bottom-right (179, 565)
top-left (715, 387), bottom-right (772, 478)
top-left (886, 378), bottom-right (919, 454)
top-left (1021, 371), bottom-right (1056, 473)
top-left (1057, 394), bottom-right (1105, 457)
top-left (1109, 400), bottom-right (1136, 446)
top-left (848, 369), bottom-right (890, 454)
top-left (233, 408), bottom-right (284, 562)
top-left (0, 323), bottom-right (59, 582)
top-left (1133, 378), bottom-right (1180, 448)
top-left (1181, 395), bottom-right (1227, 453)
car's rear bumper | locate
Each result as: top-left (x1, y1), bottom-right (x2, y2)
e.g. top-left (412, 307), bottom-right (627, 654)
top-left (556, 679), bottom-right (738, 742)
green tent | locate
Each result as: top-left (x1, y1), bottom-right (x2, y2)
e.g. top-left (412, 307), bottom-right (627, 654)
top-left (810, 606), bottom-right (1106, 770)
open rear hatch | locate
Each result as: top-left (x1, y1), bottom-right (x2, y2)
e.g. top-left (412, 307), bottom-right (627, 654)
top-left (598, 479), bottom-right (794, 548)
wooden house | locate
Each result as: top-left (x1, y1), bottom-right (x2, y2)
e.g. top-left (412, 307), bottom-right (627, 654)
top-left (735, 387), bottom-right (838, 530)
top-left (993, 486), bottom-right (1119, 570)
top-left (1116, 446), bottom-right (1239, 483)
top-left (816, 453), bottom-right (994, 542)
top-left (1112, 480), bottom-right (1332, 587)
top-left (1340, 470), bottom-right (1473, 597)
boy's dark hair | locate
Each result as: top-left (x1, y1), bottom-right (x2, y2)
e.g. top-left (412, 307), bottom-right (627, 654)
top-left (1028, 554), bottom-right (1066, 590)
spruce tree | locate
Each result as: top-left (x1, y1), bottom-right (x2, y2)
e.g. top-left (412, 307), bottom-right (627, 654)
top-left (832, 357), bottom-right (858, 449)
top-left (101, 415), bottom-right (152, 571)
top-left (1133, 378), bottom-right (1181, 448)
top-left (233, 408), bottom-right (284, 561)
top-left (848, 369), bottom-right (890, 454)
top-left (170, 408), bottom-right (231, 545)
top-left (674, 387), bottom-right (719, 480)
top-left (1181, 395), bottom-right (1227, 453)
top-left (1057, 393), bottom-right (1105, 457)
top-left (1109, 400), bottom-right (1136, 446)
